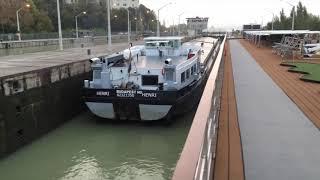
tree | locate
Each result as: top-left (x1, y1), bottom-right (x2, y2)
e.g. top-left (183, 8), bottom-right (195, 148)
top-left (0, 1), bottom-right (160, 35)
top-left (24, 0), bottom-right (54, 32)
top-left (265, 1), bottom-right (320, 31)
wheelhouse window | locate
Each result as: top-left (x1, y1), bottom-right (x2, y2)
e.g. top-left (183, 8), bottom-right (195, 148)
top-left (142, 75), bottom-right (158, 86)
top-left (193, 64), bottom-right (197, 73)
top-left (191, 66), bottom-right (194, 75)
top-left (164, 68), bottom-right (175, 81)
top-left (159, 42), bottom-right (166, 47)
top-left (93, 70), bottom-right (101, 79)
top-left (173, 40), bottom-right (180, 48)
top-left (186, 69), bottom-right (190, 79)
top-left (181, 72), bottom-right (186, 83)
top-left (146, 42), bottom-right (157, 48)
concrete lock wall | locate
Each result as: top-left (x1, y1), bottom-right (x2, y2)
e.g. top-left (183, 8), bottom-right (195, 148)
top-left (0, 61), bottom-right (92, 157)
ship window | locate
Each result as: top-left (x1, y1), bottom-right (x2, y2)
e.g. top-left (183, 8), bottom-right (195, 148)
top-left (142, 75), bottom-right (158, 86)
top-left (159, 42), bottom-right (166, 47)
top-left (191, 66), bottom-right (194, 75)
top-left (193, 64), bottom-right (197, 73)
top-left (181, 72), bottom-right (185, 83)
top-left (93, 70), bottom-right (101, 79)
top-left (186, 69), bottom-right (190, 79)
top-left (165, 68), bottom-right (175, 81)
top-left (146, 42), bottom-right (157, 48)
top-left (173, 40), bottom-right (180, 48)
top-left (168, 41), bottom-right (173, 47)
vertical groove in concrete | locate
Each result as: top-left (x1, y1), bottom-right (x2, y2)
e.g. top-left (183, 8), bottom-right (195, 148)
top-left (0, 87), bottom-right (5, 156)
top-left (230, 40), bottom-right (320, 180)
top-left (213, 41), bottom-right (244, 180)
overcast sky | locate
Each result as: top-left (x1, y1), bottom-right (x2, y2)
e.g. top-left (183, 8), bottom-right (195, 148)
top-left (140, 0), bottom-right (320, 30)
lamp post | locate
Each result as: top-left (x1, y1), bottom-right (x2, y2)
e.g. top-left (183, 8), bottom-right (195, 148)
top-left (75, 11), bottom-right (86, 39)
top-left (134, 17), bottom-right (138, 36)
top-left (127, 9), bottom-right (130, 43)
top-left (171, 18), bottom-right (175, 36)
top-left (265, 10), bottom-right (275, 30)
top-left (157, 2), bottom-right (172, 37)
top-left (16, 3), bottom-right (30, 41)
top-left (151, 19), bottom-right (155, 32)
top-left (57, 0), bottom-right (63, 50)
top-left (178, 12), bottom-right (184, 36)
top-left (281, 0), bottom-right (295, 30)
top-left (270, 13), bottom-right (275, 30)
top-left (106, 0), bottom-right (112, 46)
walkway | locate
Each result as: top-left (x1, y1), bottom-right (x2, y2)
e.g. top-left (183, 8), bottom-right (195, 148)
top-left (229, 40), bottom-right (320, 180)
top-left (0, 41), bottom-right (142, 78)
top-left (240, 39), bottom-right (320, 129)
top-left (214, 42), bottom-right (244, 180)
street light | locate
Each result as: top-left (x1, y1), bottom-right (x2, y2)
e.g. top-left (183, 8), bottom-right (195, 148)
top-left (281, 0), bottom-right (295, 30)
top-left (134, 17), bottom-right (138, 36)
top-left (178, 12), bottom-right (184, 36)
top-left (107, 0), bottom-right (112, 46)
top-left (127, 9), bottom-right (130, 43)
top-left (172, 18), bottom-right (175, 36)
top-left (57, 0), bottom-right (63, 50)
top-left (157, 2), bottom-right (172, 37)
top-left (75, 11), bottom-right (86, 39)
top-left (16, 3), bottom-right (31, 41)
top-left (265, 10), bottom-right (275, 30)
top-left (113, 3), bottom-right (130, 43)
top-left (151, 19), bottom-right (155, 32)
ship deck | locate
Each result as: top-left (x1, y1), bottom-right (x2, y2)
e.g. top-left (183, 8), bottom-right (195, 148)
top-left (133, 55), bottom-right (188, 69)
top-left (130, 37), bottom-right (217, 70)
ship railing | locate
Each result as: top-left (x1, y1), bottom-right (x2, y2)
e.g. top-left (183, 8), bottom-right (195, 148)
top-left (172, 34), bottom-right (227, 180)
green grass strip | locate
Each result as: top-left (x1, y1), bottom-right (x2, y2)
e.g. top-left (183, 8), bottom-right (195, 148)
top-left (281, 62), bottom-right (320, 83)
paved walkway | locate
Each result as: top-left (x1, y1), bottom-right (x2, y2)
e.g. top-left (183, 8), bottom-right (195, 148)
top-left (230, 40), bottom-right (320, 180)
top-left (0, 41), bottom-right (142, 78)
top-left (214, 41), bottom-right (244, 180)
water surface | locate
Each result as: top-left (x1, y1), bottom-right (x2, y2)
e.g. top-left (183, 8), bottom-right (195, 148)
top-left (0, 111), bottom-right (195, 180)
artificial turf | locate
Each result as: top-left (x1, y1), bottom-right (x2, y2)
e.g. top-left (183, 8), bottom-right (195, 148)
top-left (281, 62), bottom-right (320, 83)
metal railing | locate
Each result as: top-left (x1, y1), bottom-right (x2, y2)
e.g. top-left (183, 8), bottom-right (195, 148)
top-left (0, 35), bottom-right (139, 49)
top-left (172, 35), bottom-right (227, 180)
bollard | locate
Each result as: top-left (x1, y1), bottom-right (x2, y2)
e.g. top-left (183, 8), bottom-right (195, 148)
top-left (87, 49), bottom-right (91, 55)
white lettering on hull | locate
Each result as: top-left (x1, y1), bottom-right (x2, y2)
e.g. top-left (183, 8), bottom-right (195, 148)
top-left (142, 93), bottom-right (157, 98)
top-left (96, 91), bottom-right (110, 96)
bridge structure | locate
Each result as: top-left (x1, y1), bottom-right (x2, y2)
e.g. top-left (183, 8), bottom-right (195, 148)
top-left (171, 35), bottom-right (320, 180)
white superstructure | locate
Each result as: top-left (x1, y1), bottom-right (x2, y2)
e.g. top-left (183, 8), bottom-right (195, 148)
top-left (86, 37), bottom-right (201, 91)
top-left (84, 36), bottom-right (211, 121)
